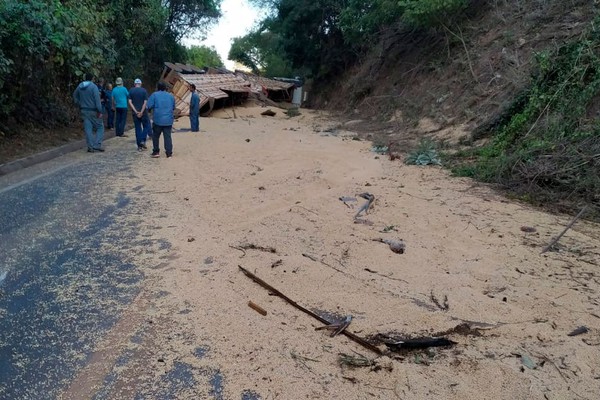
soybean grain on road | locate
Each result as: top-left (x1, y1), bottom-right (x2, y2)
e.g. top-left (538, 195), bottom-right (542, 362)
top-left (1, 106), bottom-right (599, 399)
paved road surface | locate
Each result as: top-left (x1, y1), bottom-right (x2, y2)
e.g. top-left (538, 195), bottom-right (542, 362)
top-left (0, 141), bottom-right (259, 399)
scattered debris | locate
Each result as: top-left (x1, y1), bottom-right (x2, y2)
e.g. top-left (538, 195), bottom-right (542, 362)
top-left (271, 259), bottom-right (283, 268)
top-left (290, 351), bottom-right (320, 364)
top-left (204, 256), bottom-right (214, 264)
top-left (567, 326), bottom-right (589, 337)
top-left (289, 205), bottom-right (319, 215)
top-left (187, 237), bottom-right (196, 242)
top-left (238, 265), bottom-right (383, 355)
top-left (302, 253), bottom-right (347, 275)
top-left (372, 145), bottom-right (389, 155)
top-left (520, 226), bottom-right (537, 233)
top-left (338, 352), bottom-right (375, 368)
top-left (339, 196), bottom-right (357, 209)
top-left (354, 219), bottom-right (374, 226)
top-left (375, 334), bottom-right (456, 352)
top-left (315, 315), bottom-right (352, 337)
top-left (261, 109), bottom-right (276, 116)
top-left (248, 301), bottom-right (268, 316)
top-left (258, 186), bottom-right (266, 190)
top-left (302, 253), bottom-right (318, 262)
top-left (354, 193), bottom-right (375, 219)
top-left (363, 268), bottom-right (408, 284)
top-left (434, 323), bottom-right (485, 337)
top-left (541, 206), bottom-right (588, 254)
top-left (373, 238), bottom-right (405, 254)
top-left (230, 243), bottom-right (277, 258)
top-left (517, 353), bottom-right (537, 370)
top-left (430, 291), bottom-right (450, 311)
top-left (380, 225), bottom-right (398, 233)
top-left (239, 243), bottom-right (276, 253)
top-left (245, 138), bottom-right (251, 142)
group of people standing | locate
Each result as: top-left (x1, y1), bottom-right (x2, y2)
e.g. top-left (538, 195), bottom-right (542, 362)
top-left (73, 73), bottom-right (200, 158)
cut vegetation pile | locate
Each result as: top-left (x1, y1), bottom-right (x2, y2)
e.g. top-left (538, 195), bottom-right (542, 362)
top-left (452, 15), bottom-right (600, 219)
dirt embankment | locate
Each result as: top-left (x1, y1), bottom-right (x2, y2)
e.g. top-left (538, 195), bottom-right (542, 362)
top-left (316, 0), bottom-right (593, 143)
top-left (61, 106), bottom-right (600, 399)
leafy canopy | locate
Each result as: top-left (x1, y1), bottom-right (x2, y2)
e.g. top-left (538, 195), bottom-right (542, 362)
top-left (187, 45), bottom-right (224, 68)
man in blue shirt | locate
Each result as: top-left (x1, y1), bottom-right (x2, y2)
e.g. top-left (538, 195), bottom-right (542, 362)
top-left (128, 78), bottom-right (152, 151)
top-left (73, 73), bottom-right (105, 152)
top-left (189, 84), bottom-right (200, 132)
top-left (147, 82), bottom-right (176, 158)
top-left (111, 77), bottom-right (129, 137)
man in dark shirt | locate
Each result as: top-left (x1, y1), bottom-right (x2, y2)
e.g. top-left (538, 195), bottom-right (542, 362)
top-left (128, 78), bottom-right (151, 151)
top-left (189, 84), bottom-right (200, 132)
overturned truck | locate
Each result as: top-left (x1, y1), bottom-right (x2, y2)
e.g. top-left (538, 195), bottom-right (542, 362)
top-left (158, 62), bottom-right (298, 117)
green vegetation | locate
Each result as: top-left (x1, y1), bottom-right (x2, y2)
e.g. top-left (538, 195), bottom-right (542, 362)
top-left (186, 45), bottom-right (224, 68)
top-left (452, 16), bottom-right (600, 214)
top-left (400, 0), bottom-right (468, 28)
top-left (232, 0), bottom-right (469, 78)
top-left (405, 139), bottom-right (441, 166)
top-left (0, 0), bottom-right (221, 130)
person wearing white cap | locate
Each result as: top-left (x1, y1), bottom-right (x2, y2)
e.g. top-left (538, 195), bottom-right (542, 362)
top-left (128, 78), bottom-right (151, 151)
top-left (111, 77), bottom-right (129, 137)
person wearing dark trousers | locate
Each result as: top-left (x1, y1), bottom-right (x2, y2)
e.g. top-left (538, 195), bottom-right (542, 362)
top-left (147, 82), bottom-right (176, 158)
top-left (189, 84), bottom-right (200, 132)
top-left (128, 78), bottom-right (151, 151)
top-left (104, 83), bottom-right (114, 129)
top-left (96, 78), bottom-right (106, 115)
top-left (112, 77), bottom-right (129, 137)
top-left (73, 73), bottom-right (105, 152)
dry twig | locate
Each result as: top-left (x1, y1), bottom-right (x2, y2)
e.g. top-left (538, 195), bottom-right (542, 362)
top-left (541, 206), bottom-right (588, 254)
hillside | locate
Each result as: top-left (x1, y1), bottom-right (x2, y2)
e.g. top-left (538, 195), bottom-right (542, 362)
top-left (311, 0), bottom-right (598, 220)
top-left (320, 1), bottom-right (591, 127)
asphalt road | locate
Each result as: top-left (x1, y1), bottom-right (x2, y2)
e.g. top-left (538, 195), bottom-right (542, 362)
top-left (0, 143), bottom-right (259, 399)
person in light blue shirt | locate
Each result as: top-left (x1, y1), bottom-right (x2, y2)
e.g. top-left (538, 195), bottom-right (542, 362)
top-left (111, 77), bottom-right (129, 137)
top-left (147, 82), bottom-right (176, 158)
top-left (189, 84), bottom-right (200, 132)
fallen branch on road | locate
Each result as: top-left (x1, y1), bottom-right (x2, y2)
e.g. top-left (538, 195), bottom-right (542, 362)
top-left (238, 265), bottom-right (383, 355)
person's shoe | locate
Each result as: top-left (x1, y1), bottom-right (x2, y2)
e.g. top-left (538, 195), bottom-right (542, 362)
top-left (137, 146), bottom-right (144, 152)
top-left (93, 147), bottom-right (105, 152)
top-left (121, 134), bottom-right (129, 138)
top-left (141, 143), bottom-right (147, 150)
top-left (87, 148), bottom-right (94, 153)
top-left (151, 151), bottom-right (160, 158)
top-left (166, 153), bottom-right (173, 158)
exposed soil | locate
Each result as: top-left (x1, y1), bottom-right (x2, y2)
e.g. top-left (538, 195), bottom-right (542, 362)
top-left (60, 105), bottom-right (600, 399)
top-left (315, 0), bottom-right (594, 143)
top-left (0, 121), bottom-right (135, 166)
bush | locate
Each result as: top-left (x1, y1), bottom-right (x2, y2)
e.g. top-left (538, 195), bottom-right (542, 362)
top-left (452, 15), bottom-right (600, 219)
top-left (399, 0), bottom-right (469, 28)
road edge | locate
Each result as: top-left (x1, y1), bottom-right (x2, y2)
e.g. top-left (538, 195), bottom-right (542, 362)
top-left (0, 131), bottom-right (118, 177)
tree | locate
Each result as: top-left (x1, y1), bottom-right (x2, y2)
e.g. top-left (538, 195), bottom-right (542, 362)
top-left (0, 0), bottom-right (223, 131)
top-left (163, 0), bottom-right (221, 40)
top-left (229, 30), bottom-right (292, 76)
top-left (186, 45), bottom-right (224, 68)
